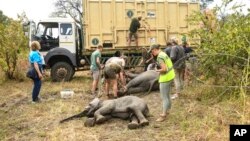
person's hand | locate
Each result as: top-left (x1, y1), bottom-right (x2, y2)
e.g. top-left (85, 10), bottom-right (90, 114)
top-left (100, 64), bottom-right (104, 69)
top-left (123, 86), bottom-right (128, 93)
top-left (42, 70), bottom-right (48, 77)
top-left (38, 73), bottom-right (43, 79)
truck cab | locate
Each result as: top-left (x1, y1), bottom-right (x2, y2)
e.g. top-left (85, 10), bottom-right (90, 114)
top-left (30, 18), bottom-right (83, 81)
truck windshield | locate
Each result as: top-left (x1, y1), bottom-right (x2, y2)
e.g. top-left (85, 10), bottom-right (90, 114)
top-left (36, 23), bottom-right (45, 37)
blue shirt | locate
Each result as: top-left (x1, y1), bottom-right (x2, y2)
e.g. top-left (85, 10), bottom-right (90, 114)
top-left (29, 51), bottom-right (43, 64)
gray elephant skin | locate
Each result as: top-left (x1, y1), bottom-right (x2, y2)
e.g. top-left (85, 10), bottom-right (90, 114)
top-left (122, 70), bottom-right (159, 95)
top-left (60, 96), bottom-right (150, 129)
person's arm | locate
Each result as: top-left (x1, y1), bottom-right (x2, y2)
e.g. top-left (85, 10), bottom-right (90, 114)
top-left (156, 58), bottom-right (167, 74)
top-left (146, 54), bottom-right (153, 63)
top-left (34, 62), bottom-right (43, 79)
top-left (138, 58), bottom-right (144, 66)
top-left (96, 57), bottom-right (102, 69)
top-left (156, 62), bottom-right (167, 74)
top-left (170, 46), bottom-right (177, 62)
top-left (119, 71), bottom-right (126, 87)
top-left (119, 59), bottom-right (126, 86)
top-left (138, 21), bottom-right (141, 29)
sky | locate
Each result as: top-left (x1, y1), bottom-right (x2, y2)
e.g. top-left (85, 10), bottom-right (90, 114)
top-left (207, 0), bottom-right (250, 15)
top-left (0, 0), bottom-right (56, 23)
top-left (0, 0), bottom-right (249, 23)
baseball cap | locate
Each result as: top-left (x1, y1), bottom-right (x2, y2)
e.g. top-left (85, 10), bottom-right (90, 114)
top-left (148, 44), bottom-right (160, 53)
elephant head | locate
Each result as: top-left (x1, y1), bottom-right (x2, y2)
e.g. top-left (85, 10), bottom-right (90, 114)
top-left (84, 97), bottom-right (101, 116)
top-left (60, 98), bottom-right (102, 123)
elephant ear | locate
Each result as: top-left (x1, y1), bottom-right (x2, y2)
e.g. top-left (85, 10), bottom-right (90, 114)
top-left (86, 98), bottom-right (101, 116)
top-left (89, 98), bottom-right (100, 108)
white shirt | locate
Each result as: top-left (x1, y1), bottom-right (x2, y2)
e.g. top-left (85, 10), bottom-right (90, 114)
top-left (105, 57), bottom-right (125, 68)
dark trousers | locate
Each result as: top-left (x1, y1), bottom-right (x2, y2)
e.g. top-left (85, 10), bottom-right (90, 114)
top-left (32, 78), bottom-right (42, 101)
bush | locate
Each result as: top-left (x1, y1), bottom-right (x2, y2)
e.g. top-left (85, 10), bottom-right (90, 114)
top-left (0, 18), bottom-right (28, 80)
top-left (188, 1), bottom-right (250, 96)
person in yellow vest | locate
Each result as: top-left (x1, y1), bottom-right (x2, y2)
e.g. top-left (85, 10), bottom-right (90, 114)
top-left (148, 44), bottom-right (175, 122)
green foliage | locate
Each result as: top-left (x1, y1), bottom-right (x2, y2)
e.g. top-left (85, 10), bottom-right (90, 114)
top-left (188, 2), bottom-right (250, 96)
top-left (0, 16), bottom-right (28, 80)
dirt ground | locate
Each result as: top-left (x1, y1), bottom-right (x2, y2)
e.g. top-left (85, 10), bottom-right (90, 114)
top-left (0, 71), bottom-right (249, 141)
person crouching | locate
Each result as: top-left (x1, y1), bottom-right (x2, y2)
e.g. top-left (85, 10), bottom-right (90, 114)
top-left (104, 63), bottom-right (123, 99)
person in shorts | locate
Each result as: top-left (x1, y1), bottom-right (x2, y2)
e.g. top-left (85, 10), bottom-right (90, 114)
top-left (104, 62), bottom-right (123, 99)
top-left (128, 16), bottom-right (142, 47)
top-left (90, 45), bottom-right (103, 95)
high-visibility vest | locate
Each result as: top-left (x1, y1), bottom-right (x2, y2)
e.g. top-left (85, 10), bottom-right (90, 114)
top-left (157, 51), bottom-right (175, 82)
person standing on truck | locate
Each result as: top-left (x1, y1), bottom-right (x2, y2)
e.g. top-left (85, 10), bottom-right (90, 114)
top-left (29, 41), bottom-right (44, 103)
top-left (104, 56), bottom-right (127, 99)
top-left (90, 45), bottom-right (103, 95)
top-left (128, 16), bottom-right (142, 47)
top-left (148, 44), bottom-right (175, 122)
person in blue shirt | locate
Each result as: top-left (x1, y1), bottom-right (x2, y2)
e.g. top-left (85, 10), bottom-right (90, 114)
top-left (29, 41), bottom-right (44, 103)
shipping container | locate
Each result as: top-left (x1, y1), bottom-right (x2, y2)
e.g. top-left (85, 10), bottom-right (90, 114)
top-left (83, 0), bottom-right (200, 49)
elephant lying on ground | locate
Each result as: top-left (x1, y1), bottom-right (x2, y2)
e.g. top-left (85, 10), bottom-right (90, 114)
top-left (120, 70), bottom-right (159, 95)
top-left (60, 96), bottom-right (149, 129)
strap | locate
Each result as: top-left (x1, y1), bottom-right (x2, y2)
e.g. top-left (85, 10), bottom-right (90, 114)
top-left (158, 54), bottom-right (173, 74)
top-left (165, 67), bottom-right (173, 74)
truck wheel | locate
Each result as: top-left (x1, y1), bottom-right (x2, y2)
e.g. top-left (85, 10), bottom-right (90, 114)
top-left (51, 62), bottom-right (74, 82)
top-left (70, 69), bottom-right (75, 79)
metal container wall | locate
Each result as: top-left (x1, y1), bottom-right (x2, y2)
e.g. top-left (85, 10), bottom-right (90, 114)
top-left (83, 0), bottom-right (199, 49)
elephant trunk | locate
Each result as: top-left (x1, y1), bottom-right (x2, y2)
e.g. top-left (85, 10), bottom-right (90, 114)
top-left (60, 109), bottom-right (88, 123)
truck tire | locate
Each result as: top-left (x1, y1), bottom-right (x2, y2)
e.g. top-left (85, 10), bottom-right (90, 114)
top-left (51, 62), bottom-right (74, 82)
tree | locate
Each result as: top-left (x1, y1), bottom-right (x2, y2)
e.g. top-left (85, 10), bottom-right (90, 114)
top-left (51, 0), bottom-right (82, 25)
top-left (0, 10), bottom-right (10, 25)
top-left (200, 0), bottom-right (214, 10)
top-left (0, 13), bottom-right (27, 80)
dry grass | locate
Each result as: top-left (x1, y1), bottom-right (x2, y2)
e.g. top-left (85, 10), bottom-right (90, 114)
top-left (0, 71), bottom-right (249, 141)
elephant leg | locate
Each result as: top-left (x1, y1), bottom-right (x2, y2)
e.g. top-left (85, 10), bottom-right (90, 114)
top-left (126, 72), bottom-right (139, 79)
top-left (127, 114), bottom-right (139, 129)
top-left (125, 78), bottom-right (141, 92)
top-left (84, 117), bottom-right (95, 127)
top-left (131, 109), bottom-right (149, 126)
top-left (95, 114), bottom-right (112, 124)
top-left (94, 106), bottom-right (113, 124)
top-left (127, 87), bottom-right (145, 95)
